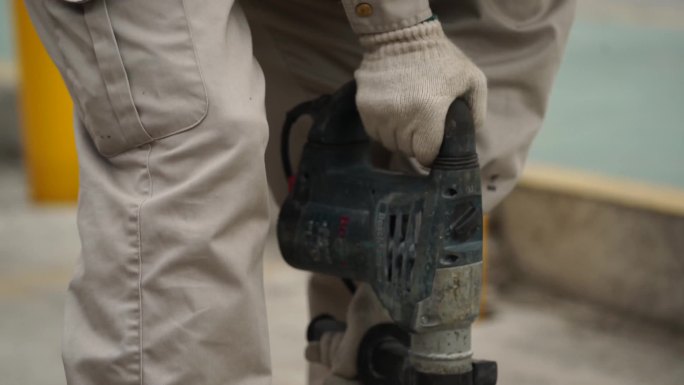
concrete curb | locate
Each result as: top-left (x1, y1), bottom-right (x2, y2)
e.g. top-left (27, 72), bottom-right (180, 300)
top-left (492, 164), bottom-right (684, 330)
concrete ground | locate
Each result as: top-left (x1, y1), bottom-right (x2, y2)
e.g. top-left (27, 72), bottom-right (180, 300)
top-left (2, 164), bottom-right (683, 385)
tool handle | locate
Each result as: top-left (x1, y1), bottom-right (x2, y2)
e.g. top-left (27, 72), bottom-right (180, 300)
top-left (281, 81), bottom-right (369, 182)
top-left (308, 81), bottom-right (369, 145)
top-left (432, 99), bottom-right (479, 170)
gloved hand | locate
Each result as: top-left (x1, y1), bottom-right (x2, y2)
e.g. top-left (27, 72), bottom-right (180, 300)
top-left (305, 284), bottom-right (392, 384)
top-left (354, 19), bottom-right (487, 166)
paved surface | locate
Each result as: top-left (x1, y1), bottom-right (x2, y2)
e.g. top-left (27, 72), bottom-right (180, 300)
top-left (2, 165), bottom-right (683, 385)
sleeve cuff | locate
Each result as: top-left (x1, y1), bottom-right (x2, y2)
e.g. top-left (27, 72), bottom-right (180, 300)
top-left (341, 0), bottom-right (433, 34)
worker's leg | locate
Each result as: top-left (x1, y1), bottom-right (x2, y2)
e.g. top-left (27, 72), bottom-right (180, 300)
top-left (25, 1), bottom-right (271, 385)
top-left (241, 0), bottom-right (363, 205)
top-left (241, 2), bottom-right (361, 383)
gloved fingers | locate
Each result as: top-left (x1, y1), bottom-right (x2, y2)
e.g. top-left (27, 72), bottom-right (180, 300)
top-left (359, 90), bottom-right (441, 165)
top-left (305, 340), bottom-right (322, 363)
top-left (411, 99), bottom-right (450, 166)
top-left (322, 331), bottom-right (344, 367)
top-left (466, 66), bottom-right (488, 130)
top-left (329, 284), bottom-right (393, 378)
top-left (354, 89), bottom-right (401, 154)
top-left (305, 285), bottom-right (392, 380)
top-left (306, 331), bottom-right (345, 368)
top-left (412, 68), bottom-right (486, 166)
top-left (324, 332), bottom-right (344, 367)
top-left (382, 122), bottom-right (404, 160)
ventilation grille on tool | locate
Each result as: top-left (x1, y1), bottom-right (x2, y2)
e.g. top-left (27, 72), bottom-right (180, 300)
top-left (384, 209), bottom-right (421, 293)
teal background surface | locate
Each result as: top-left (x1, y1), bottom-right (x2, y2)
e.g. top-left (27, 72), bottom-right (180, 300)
top-left (0, 0), bottom-right (13, 62)
top-left (532, 20), bottom-right (684, 188)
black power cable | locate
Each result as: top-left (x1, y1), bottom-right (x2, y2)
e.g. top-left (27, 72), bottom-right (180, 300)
top-left (280, 97), bottom-right (357, 295)
top-left (280, 100), bottom-right (317, 179)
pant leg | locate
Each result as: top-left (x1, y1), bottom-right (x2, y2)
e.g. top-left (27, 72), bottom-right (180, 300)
top-left (241, 0), bottom-right (363, 205)
top-left (25, 1), bottom-right (272, 385)
top-left (241, 2), bottom-right (361, 383)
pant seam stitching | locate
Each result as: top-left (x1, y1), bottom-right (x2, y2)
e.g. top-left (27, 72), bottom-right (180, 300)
top-left (137, 143), bottom-right (154, 385)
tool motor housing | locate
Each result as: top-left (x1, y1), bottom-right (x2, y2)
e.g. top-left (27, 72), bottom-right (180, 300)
top-left (277, 82), bottom-right (483, 336)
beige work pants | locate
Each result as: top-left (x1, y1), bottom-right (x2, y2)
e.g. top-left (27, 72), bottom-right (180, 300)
top-left (25, 0), bottom-right (574, 384)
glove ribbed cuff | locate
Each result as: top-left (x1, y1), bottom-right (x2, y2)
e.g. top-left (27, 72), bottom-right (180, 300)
top-left (358, 20), bottom-right (448, 59)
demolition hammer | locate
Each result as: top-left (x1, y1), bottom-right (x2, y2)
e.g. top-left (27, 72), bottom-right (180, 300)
top-left (277, 82), bottom-right (497, 385)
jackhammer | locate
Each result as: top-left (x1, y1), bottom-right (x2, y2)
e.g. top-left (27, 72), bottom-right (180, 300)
top-left (277, 82), bottom-right (497, 385)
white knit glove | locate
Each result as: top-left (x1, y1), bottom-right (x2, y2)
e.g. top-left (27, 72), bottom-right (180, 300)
top-left (305, 284), bottom-right (392, 383)
top-left (354, 20), bottom-right (487, 166)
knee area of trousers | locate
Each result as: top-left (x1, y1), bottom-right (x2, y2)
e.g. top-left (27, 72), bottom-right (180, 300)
top-left (185, 110), bottom-right (270, 157)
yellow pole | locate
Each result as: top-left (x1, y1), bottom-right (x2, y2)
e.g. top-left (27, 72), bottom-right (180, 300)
top-left (14, 0), bottom-right (78, 202)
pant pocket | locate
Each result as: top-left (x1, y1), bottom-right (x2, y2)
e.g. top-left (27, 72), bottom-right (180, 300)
top-left (51, 0), bottom-right (208, 157)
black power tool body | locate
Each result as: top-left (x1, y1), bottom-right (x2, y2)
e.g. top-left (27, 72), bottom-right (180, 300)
top-left (277, 82), bottom-right (497, 385)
